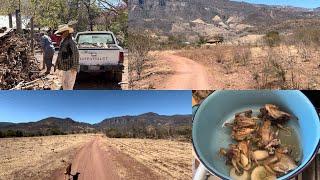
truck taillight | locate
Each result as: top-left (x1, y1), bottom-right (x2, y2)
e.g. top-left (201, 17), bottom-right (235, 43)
top-left (119, 52), bottom-right (124, 64)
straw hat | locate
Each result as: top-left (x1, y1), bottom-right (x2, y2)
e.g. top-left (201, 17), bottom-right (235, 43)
top-left (54, 24), bottom-right (74, 35)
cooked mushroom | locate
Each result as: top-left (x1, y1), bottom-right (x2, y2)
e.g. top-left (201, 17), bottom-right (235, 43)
top-left (253, 150), bottom-right (269, 161)
top-left (219, 148), bottom-right (228, 156)
top-left (234, 116), bottom-right (258, 128)
top-left (270, 152), bottom-right (297, 174)
top-left (220, 105), bottom-right (299, 179)
top-left (251, 166), bottom-right (277, 180)
top-left (232, 127), bottom-right (256, 141)
top-left (235, 110), bottom-right (253, 118)
top-left (262, 156), bottom-right (279, 165)
top-left (265, 139), bottom-right (281, 149)
top-left (258, 120), bottom-right (275, 147)
top-left (264, 104), bottom-right (291, 122)
top-left (230, 168), bottom-right (249, 180)
top-left (240, 153), bottom-right (249, 167)
top-left (238, 141), bottom-right (250, 156)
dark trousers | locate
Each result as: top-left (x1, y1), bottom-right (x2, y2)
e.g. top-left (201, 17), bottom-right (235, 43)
top-left (43, 50), bottom-right (54, 73)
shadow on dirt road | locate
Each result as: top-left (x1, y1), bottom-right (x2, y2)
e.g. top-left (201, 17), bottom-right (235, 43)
top-left (74, 72), bottom-right (121, 90)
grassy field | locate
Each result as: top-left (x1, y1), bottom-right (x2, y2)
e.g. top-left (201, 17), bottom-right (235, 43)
top-left (102, 138), bottom-right (192, 180)
top-left (0, 134), bottom-right (95, 180)
top-left (175, 44), bottom-right (320, 89)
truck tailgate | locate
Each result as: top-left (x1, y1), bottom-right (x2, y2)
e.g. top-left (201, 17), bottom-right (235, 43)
top-left (79, 48), bottom-right (120, 66)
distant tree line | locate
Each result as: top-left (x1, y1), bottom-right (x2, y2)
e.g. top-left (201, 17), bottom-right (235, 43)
top-left (0, 128), bottom-right (67, 138)
top-left (0, 128), bottom-right (98, 138)
top-left (104, 125), bottom-right (191, 141)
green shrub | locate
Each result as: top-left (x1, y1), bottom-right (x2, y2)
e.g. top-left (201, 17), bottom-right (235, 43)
top-left (6, 130), bottom-right (16, 137)
top-left (15, 130), bottom-right (23, 137)
top-left (264, 31), bottom-right (281, 47)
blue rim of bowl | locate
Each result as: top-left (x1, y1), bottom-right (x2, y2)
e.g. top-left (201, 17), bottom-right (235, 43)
top-left (192, 90), bottom-right (320, 180)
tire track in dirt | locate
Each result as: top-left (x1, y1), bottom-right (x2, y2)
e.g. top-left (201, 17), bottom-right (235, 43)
top-left (155, 53), bottom-right (213, 90)
top-left (51, 136), bottom-right (161, 180)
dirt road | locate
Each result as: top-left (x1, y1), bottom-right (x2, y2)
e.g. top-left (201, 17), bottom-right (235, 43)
top-left (52, 136), bottom-right (160, 180)
top-left (69, 137), bottom-right (118, 180)
top-left (156, 53), bottom-right (212, 90)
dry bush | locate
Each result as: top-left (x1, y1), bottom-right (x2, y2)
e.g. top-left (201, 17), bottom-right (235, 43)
top-left (128, 33), bottom-right (154, 86)
top-left (213, 45), bottom-right (234, 74)
top-left (278, 47), bottom-right (300, 89)
top-left (215, 49), bottom-right (224, 63)
top-left (222, 61), bottom-right (233, 74)
top-left (293, 28), bottom-right (320, 46)
top-left (232, 46), bottom-right (252, 66)
top-left (297, 43), bottom-right (312, 62)
top-left (264, 31), bottom-right (281, 47)
top-left (255, 49), bottom-right (287, 89)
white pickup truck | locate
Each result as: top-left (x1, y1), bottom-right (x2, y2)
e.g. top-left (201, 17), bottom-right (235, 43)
top-left (75, 31), bottom-right (124, 82)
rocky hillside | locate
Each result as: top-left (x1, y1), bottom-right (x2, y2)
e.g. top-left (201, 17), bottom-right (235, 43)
top-left (0, 117), bottom-right (95, 135)
top-left (96, 112), bottom-right (192, 139)
top-left (129, 0), bottom-right (320, 40)
top-left (95, 112), bottom-right (191, 130)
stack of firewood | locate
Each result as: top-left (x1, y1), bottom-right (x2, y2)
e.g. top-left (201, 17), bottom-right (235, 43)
top-left (0, 33), bottom-right (41, 89)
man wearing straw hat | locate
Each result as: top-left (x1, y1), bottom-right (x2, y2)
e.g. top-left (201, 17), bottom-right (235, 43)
top-left (54, 24), bottom-right (79, 90)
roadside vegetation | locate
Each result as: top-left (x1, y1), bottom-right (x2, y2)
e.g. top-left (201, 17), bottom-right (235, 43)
top-left (128, 19), bottom-right (320, 89)
top-left (0, 128), bottom-right (98, 138)
top-left (105, 125), bottom-right (191, 141)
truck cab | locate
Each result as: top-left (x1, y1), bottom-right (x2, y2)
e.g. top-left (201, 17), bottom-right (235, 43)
top-left (75, 31), bottom-right (124, 82)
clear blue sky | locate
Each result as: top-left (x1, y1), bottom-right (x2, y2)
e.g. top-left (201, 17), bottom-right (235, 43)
top-left (0, 91), bottom-right (191, 124)
top-left (233, 0), bottom-right (320, 8)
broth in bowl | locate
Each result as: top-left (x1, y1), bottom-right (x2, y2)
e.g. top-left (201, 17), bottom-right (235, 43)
top-left (218, 104), bottom-right (302, 180)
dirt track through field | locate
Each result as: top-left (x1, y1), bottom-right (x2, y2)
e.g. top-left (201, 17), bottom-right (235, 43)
top-left (156, 54), bottom-right (211, 90)
top-left (52, 136), bottom-right (160, 180)
top-left (70, 137), bottom-right (118, 180)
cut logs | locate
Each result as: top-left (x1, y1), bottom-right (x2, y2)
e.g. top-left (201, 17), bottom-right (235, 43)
top-left (0, 29), bottom-right (60, 90)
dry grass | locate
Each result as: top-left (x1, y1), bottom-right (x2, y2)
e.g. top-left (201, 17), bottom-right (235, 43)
top-left (176, 44), bottom-right (320, 89)
top-left (101, 138), bottom-right (192, 180)
top-left (129, 51), bottom-right (174, 89)
top-left (0, 134), bottom-right (95, 180)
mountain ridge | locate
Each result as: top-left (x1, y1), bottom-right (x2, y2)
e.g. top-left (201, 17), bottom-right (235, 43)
top-left (129, 0), bottom-right (320, 40)
top-left (0, 113), bottom-right (192, 136)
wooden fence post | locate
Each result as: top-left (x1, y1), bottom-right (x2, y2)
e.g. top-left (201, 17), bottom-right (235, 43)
top-left (31, 17), bottom-right (34, 53)
top-left (15, 9), bottom-right (22, 34)
top-left (8, 13), bottom-right (13, 28)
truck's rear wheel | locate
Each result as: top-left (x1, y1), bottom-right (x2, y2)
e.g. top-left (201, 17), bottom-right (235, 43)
top-left (114, 71), bottom-right (122, 82)
top-left (104, 71), bottom-right (112, 81)
top-left (105, 71), bottom-right (122, 82)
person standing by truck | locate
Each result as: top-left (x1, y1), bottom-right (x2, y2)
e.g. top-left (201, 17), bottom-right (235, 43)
top-left (54, 24), bottom-right (79, 90)
top-left (40, 32), bottom-right (55, 74)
